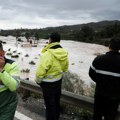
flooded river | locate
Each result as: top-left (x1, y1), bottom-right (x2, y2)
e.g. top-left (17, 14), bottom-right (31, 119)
top-left (0, 36), bottom-right (108, 85)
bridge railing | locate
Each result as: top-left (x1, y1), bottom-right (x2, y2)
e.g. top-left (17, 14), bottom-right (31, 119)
top-left (19, 79), bottom-right (120, 118)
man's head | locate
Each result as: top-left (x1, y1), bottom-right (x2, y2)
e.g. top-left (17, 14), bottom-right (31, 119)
top-left (49, 32), bottom-right (61, 43)
top-left (109, 38), bottom-right (120, 51)
top-left (0, 42), bottom-right (5, 58)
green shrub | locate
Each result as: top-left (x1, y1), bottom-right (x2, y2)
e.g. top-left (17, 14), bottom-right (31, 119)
top-left (62, 71), bottom-right (95, 97)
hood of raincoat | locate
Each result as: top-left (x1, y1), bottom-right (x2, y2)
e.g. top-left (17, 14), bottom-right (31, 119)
top-left (42, 42), bottom-right (68, 61)
top-left (36, 42), bottom-right (69, 83)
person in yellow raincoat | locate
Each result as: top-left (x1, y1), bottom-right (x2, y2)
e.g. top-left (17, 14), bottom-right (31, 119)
top-left (0, 42), bottom-right (20, 120)
top-left (36, 32), bottom-right (69, 120)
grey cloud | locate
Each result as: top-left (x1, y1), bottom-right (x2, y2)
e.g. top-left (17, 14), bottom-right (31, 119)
top-left (92, 9), bottom-right (120, 21)
top-left (0, 0), bottom-right (120, 29)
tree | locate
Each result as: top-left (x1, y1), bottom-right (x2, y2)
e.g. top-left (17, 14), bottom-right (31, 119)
top-left (81, 25), bottom-right (95, 42)
top-left (34, 32), bottom-right (40, 44)
top-left (72, 26), bottom-right (95, 42)
top-left (103, 22), bottom-right (120, 38)
top-left (25, 32), bottom-right (30, 42)
top-left (73, 30), bottom-right (85, 41)
top-left (15, 30), bottom-right (21, 46)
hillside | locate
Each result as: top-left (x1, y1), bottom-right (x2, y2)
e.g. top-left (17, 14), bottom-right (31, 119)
top-left (0, 20), bottom-right (120, 45)
top-left (43, 20), bottom-right (120, 31)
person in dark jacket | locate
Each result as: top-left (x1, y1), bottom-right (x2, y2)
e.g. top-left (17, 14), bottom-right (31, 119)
top-left (89, 38), bottom-right (120, 120)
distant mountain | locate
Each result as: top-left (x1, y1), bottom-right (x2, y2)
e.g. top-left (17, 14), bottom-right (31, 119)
top-left (42, 20), bottom-right (120, 32)
top-left (1, 20), bottom-right (120, 45)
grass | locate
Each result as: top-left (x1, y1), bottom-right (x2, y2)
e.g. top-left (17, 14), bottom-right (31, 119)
top-left (19, 71), bottom-right (95, 120)
top-left (61, 71), bottom-right (94, 119)
top-left (60, 102), bottom-right (93, 120)
top-left (62, 71), bottom-right (95, 97)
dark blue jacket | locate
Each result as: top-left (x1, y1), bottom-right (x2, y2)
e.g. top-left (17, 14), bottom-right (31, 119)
top-left (89, 51), bottom-right (120, 98)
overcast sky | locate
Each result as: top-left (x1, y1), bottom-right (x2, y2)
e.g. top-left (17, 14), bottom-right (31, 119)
top-left (0, 0), bottom-right (120, 29)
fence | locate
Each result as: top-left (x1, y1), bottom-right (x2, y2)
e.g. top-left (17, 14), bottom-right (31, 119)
top-left (20, 79), bottom-right (120, 119)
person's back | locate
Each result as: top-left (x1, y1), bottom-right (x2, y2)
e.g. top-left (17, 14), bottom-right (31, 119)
top-left (90, 51), bottom-right (120, 98)
top-left (36, 32), bottom-right (69, 120)
top-left (89, 38), bottom-right (120, 120)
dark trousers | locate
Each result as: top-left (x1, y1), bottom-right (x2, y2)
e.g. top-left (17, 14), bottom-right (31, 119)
top-left (40, 79), bottom-right (62, 120)
top-left (0, 90), bottom-right (18, 120)
top-left (93, 93), bottom-right (120, 120)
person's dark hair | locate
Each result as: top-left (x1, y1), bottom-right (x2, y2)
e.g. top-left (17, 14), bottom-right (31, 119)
top-left (49, 32), bottom-right (61, 42)
top-left (0, 42), bottom-right (3, 50)
top-left (109, 38), bottom-right (120, 51)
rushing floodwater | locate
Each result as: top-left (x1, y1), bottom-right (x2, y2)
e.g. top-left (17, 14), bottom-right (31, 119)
top-left (0, 36), bottom-right (108, 85)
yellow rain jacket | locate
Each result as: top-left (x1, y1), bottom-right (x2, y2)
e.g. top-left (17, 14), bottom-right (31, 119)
top-left (36, 42), bottom-right (69, 83)
top-left (0, 58), bottom-right (20, 92)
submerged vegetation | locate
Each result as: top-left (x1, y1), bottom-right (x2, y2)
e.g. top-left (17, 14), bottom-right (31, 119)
top-left (21, 69), bottom-right (30, 73)
top-left (29, 60), bottom-right (36, 65)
